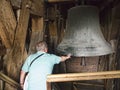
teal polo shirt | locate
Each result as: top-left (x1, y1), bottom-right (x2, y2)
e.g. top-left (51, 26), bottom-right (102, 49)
top-left (22, 51), bottom-right (61, 90)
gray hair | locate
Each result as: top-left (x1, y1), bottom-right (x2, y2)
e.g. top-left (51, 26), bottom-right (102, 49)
top-left (36, 41), bottom-right (48, 51)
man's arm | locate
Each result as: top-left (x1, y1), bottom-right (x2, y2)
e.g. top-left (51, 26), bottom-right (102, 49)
top-left (60, 54), bottom-right (71, 62)
top-left (20, 70), bottom-right (27, 88)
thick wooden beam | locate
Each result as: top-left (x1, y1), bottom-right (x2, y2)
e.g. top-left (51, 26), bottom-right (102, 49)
top-left (47, 0), bottom-right (73, 3)
top-left (0, 0), bottom-right (16, 48)
top-left (28, 17), bottom-right (44, 54)
top-left (14, 0), bottom-right (30, 49)
top-left (99, 0), bottom-right (113, 11)
top-left (0, 45), bottom-right (6, 55)
top-left (47, 70), bottom-right (120, 82)
top-left (109, 3), bottom-right (120, 40)
top-left (5, 0), bottom-right (30, 83)
top-left (0, 22), bottom-right (12, 48)
top-left (10, 0), bottom-right (21, 9)
top-left (30, 0), bottom-right (44, 16)
top-left (10, 0), bottom-right (44, 16)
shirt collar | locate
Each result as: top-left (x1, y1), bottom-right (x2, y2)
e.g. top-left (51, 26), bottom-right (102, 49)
top-left (37, 51), bottom-right (46, 54)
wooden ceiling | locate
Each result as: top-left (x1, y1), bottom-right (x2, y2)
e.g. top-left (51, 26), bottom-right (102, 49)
top-left (9, 0), bottom-right (119, 16)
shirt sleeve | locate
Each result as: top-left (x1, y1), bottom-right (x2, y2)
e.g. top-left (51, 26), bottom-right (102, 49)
top-left (51, 54), bottom-right (61, 64)
top-left (22, 55), bottom-right (31, 72)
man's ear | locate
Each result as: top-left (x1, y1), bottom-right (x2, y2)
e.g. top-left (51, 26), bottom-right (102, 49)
top-left (45, 48), bottom-right (48, 52)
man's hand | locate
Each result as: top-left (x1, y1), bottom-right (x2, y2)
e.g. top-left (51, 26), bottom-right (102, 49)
top-left (20, 83), bottom-right (24, 89)
top-left (61, 53), bottom-right (71, 62)
top-left (67, 53), bottom-right (71, 58)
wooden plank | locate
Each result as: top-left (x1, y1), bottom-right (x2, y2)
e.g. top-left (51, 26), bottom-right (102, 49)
top-left (47, 0), bottom-right (73, 3)
top-left (47, 70), bottom-right (120, 82)
top-left (48, 21), bottom-right (58, 52)
top-left (14, 0), bottom-right (30, 50)
top-left (73, 82), bottom-right (104, 87)
top-left (108, 3), bottom-right (120, 40)
top-left (0, 45), bottom-right (6, 55)
top-left (28, 17), bottom-right (44, 54)
top-left (10, 0), bottom-right (21, 9)
top-left (0, 72), bottom-right (21, 89)
top-left (0, 0), bottom-right (16, 48)
top-left (30, 0), bottom-right (44, 16)
top-left (0, 21), bottom-right (12, 48)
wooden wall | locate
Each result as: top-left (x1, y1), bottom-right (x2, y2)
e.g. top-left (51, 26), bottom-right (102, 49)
top-left (0, 0), bottom-right (120, 90)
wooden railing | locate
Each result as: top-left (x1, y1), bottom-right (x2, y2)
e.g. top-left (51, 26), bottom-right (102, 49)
top-left (0, 72), bottom-right (21, 90)
top-left (47, 70), bottom-right (120, 90)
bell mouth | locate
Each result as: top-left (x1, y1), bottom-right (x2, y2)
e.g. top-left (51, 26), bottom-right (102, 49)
top-left (57, 5), bottom-right (113, 57)
top-left (57, 45), bottom-right (113, 57)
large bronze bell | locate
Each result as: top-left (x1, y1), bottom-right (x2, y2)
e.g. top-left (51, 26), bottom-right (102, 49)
top-left (57, 5), bottom-right (113, 57)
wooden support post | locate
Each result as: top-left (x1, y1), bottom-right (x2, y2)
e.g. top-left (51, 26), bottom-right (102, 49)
top-left (28, 17), bottom-right (44, 54)
top-left (47, 82), bottom-right (51, 90)
top-left (0, 80), bottom-right (4, 90)
top-left (4, 0), bottom-right (30, 89)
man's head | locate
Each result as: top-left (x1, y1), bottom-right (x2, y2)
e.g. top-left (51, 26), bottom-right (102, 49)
top-left (36, 41), bottom-right (48, 52)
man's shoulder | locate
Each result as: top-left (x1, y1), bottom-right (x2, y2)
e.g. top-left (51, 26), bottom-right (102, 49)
top-left (28, 53), bottom-right (38, 58)
top-left (44, 53), bottom-right (56, 57)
